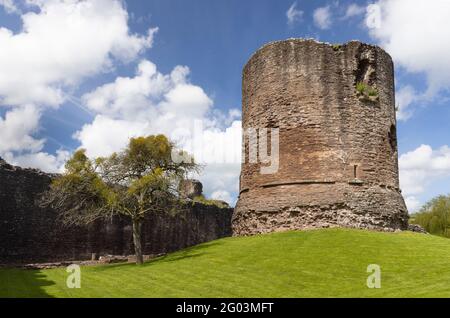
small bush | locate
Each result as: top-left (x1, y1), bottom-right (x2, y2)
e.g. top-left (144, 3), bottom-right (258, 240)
top-left (367, 87), bottom-right (378, 97)
top-left (411, 195), bottom-right (450, 238)
top-left (332, 44), bottom-right (342, 51)
top-left (356, 82), bottom-right (367, 94)
top-left (192, 195), bottom-right (229, 208)
top-left (356, 82), bottom-right (378, 100)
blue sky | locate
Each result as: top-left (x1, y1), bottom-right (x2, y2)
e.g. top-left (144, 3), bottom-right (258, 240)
top-left (0, 0), bottom-right (449, 211)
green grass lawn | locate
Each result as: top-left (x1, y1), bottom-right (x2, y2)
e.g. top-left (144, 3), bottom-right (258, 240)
top-left (1, 228), bottom-right (450, 298)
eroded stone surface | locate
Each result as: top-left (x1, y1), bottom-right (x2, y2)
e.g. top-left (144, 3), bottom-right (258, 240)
top-left (233, 39), bottom-right (408, 235)
top-left (407, 224), bottom-right (427, 234)
top-left (179, 179), bottom-right (203, 199)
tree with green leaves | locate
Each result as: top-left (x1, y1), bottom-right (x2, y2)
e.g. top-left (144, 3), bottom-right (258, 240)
top-left (41, 135), bottom-right (198, 264)
top-left (410, 194), bottom-right (450, 238)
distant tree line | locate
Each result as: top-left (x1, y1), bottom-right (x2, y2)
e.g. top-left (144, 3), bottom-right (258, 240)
top-left (410, 194), bottom-right (450, 238)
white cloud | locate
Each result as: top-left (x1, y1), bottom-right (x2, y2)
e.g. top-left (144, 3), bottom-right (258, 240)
top-left (81, 60), bottom-right (170, 120)
top-left (286, 2), bottom-right (303, 26)
top-left (77, 60), bottom-right (242, 204)
top-left (0, 0), bottom-right (155, 170)
top-left (211, 190), bottom-right (233, 205)
top-left (399, 144), bottom-right (450, 212)
top-left (160, 83), bottom-right (212, 119)
top-left (313, 5), bottom-right (332, 30)
top-left (396, 85), bottom-right (419, 121)
top-left (343, 3), bottom-right (365, 19)
top-left (204, 163), bottom-right (240, 205)
top-left (0, 0), bottom-right (156, 108)
top-left (74, 115), bottom-right (151, 158)
top-left (0, 1), bottom-right (241, 203)
top-left (365, 1), bottom-right (450, 213)
top-left (3, 149), bottom-right (70, 173)
top-left (0, 104), bottom-right (71, 173)
top-left (0, 0), bottom-right (18, 14)
top-left (404, 196), bottom-right (421, 213)
top-left (0, 105), bottom-right (43, 153)
top-left (366, 0), bottom-right (450, 96)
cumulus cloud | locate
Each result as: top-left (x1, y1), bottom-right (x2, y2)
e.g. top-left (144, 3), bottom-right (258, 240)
top-left (399, 144), bottom-right (450, 212)
top-left (77, 60), bottom-right (219, 158)
top-left (0, 0), bottom-right (155, 170)
top-left (366, 0), bottom-right (450, 96)
top-left (0, 0), bottom-right (18, 14)
top-left (404, 196), bottom-right (421, 213)
top-left (365, 0), bottom-right (450, 211)
top-left (395, 85), bottom-right (419, 121)
top-left (0, 104), bottom-right (70, 173)
top-left (76, 60), bottom-right (242, 205)
top-left (0, 0), bottom-right (156, 108)
top-left (313, 5), bottom-right (332, 30)
top-left (0, 105), bottom-right (43, 153)
top-left (2, 149), bottom-right (70, 173)
top-left (286, 2), bottom-right (303, 26)
top-left (0, 0), bottom-right (241, 204)
top-left (211, 190), bottom-right (234, 205)
top-left (74, 115), bottom-right (152, 158)
top-left (343, 3), bottom-right (365, 19)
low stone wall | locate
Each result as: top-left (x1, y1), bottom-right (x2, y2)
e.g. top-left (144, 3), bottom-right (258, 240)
top-left (0, 158), bottom-right (233, 264)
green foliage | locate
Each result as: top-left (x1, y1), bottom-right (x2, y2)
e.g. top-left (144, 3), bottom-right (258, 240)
top-left (128, 168), bottom-right (166, 196)
top-left (356, 81), bottom-right (367, 94)
top-left (64, 149), bottom-right (91, 174)
top-left (367, 86), bottom-right (378, 97)
top-left (192, 195), bottom-right (229, 208)
top-left (124, 135), bottom-right (173, 176)
top-left (332, 44), bottom-right (342, 51)
top-left (356, 82), bottom-right (378, 99)
top-left (2, 229), bottom-right (450, 298)
top-left (41, 134), bottom-right (199, 264)
top-left (44, 150), bottom-right (114, 225)
top-left (44, 134), bottom-right (198, 223)
top-left (411, 194), bottom-right (450, 238)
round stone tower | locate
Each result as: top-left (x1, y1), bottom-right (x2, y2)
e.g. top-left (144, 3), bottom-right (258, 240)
top-left (232, 39), bottom-right (408, 236)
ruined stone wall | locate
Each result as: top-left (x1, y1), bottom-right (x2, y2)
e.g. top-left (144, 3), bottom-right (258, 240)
top-left (233, 39), bottom-right (408, 235)
top-left (0, 159), bottom-right (232, 264)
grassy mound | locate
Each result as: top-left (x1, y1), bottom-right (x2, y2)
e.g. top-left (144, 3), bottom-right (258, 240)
top-left (1, 228), bottom-right (449, 298)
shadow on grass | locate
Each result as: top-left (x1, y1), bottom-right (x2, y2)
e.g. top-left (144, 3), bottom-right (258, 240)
top-left (0, 269), bottom-right (55, 298)
top-left (157, 240), bottom-right (227, 263)
top-left (90, 240), bottom-right (228, 272)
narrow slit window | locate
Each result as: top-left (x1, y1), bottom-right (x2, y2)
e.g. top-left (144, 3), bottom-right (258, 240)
top-left (388, 124), bottom-right (397, 151)
top-left (353, 165), bottom-right (358, 179)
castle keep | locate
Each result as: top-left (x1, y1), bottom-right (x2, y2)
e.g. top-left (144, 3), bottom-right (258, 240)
top-left (233, 39), bottom-right (408, 235)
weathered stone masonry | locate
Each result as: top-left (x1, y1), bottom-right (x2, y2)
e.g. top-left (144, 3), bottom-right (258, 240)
top-left (233, 39), bottom-right (409, 235)
top-left (0, 158), bottom-right (232, 264)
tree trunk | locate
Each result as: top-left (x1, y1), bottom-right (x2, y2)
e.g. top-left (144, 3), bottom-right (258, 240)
top-left (132, 218), bottom-right (144, 265)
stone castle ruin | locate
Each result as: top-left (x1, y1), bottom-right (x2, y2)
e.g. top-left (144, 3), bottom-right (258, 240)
top-left (233, 39), bottom-right (409, 235)
top-left (0, 158), bottom-right (232, 264)
top-left (0, 38), bottom-right (412, 264)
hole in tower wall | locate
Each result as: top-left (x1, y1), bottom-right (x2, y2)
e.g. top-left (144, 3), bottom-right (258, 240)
top-left (354, 53), bottom-right (379, 104)
top-left (354, 58), bottom-right (376, 86)
top-left (388, 124), bottom-right (397, 152)
top-left (355, 58), bottom-right (370, 84)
